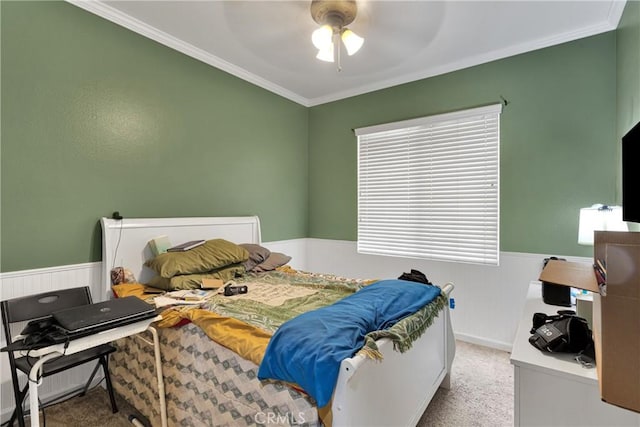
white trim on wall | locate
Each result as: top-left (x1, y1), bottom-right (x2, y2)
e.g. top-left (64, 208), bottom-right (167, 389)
top-left (261, 238), bottom-right (307, 271)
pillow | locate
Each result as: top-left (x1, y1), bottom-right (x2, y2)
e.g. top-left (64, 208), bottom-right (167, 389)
top-left (252, 252), bottom-right (292, 272)
top-left (147, 264), bottom-right (245, 291)
top-left (240, 243), bottom-right (271, 272)
top-left (145, 239), bottom-right (248, 278)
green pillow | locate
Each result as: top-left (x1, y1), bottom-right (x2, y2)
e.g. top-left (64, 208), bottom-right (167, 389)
top-left (147, 264), bottom-right (246, 290)
top-left (145, 239), bottom-right (248, 278)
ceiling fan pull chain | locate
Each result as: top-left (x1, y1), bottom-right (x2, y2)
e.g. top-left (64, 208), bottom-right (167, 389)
top-left (337, 32), bottom-right (342, 73)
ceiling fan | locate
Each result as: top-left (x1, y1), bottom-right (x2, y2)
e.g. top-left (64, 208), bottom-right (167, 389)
top-left (310, 0), bottom-right (364, 71)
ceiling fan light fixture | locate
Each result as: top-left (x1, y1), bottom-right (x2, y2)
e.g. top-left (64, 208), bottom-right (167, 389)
top-left (310, 0), bottom-right (363, 69)
top-left (316, 44), bottom-right (335, 62)
top-left (341, 28), bottom-right (363, 56)
top-left (312, 25), bottom-right (334, 50)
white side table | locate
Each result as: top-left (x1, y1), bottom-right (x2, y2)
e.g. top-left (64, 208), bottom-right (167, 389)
top-left (510, 282), bottom-right (640, 426)
top-left (15, 316), bottom-right (165, 427)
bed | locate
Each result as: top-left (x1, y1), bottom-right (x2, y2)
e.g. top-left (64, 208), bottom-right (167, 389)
top-left (100, 216), bottom-right (455, 426)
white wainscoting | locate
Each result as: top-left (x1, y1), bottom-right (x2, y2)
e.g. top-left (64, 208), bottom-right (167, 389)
top-left (304, 238), bottom-right (591, 351)
top-left (261, 238), bottom-right (307, 271)
top-left (0, 262), bottom-right (103, 422)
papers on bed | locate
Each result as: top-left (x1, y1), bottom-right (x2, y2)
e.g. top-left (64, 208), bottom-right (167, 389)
top-left (151, 282), bottom-right (320, 308)
top-left (220, 282), bottom-right (318, 306)
top-left (153, 289), bottom-right (212, 308)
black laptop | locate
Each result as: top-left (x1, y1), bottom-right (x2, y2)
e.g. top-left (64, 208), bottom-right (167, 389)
top-left (52, 296), bottom-right (156, 334)
top-left (5, 297), bottom-right (157, 350)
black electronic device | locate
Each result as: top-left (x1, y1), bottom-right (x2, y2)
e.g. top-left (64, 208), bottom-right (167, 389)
top-left (20, 317), bottom-right (54, 336)
top-left (541, 257), bottom-right (572, 307)
top-left (542, 283), bottom-right (572, 307)
top-left (223, 283), bottom-right (248, 296)
top-left (18, 317), bottom-right (68, 349)
top-left (622, 121), bottom-right (640, 223)
top-left (52, 296), bottom-right (155, 333)
top-left (22, 328), bottom-right (68, 348)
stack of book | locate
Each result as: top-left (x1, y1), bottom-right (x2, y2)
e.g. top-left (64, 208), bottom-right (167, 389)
top-left (167, 240), bottom-right (206, 252)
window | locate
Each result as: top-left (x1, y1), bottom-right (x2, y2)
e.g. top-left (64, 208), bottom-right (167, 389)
top-left (355, 104), bottom-right (502, 265)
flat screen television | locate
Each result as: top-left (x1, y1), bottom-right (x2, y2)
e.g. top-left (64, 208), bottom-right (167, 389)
top-left (622, 120), bottom-right (640, 223)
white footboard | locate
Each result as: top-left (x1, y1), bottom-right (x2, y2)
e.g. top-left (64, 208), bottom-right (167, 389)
top-left (332, 284), bottom-right (454, 427)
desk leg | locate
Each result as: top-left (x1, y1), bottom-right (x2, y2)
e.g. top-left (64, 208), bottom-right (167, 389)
top-left (28, 352), bottom-right (61, 427)
top-left (147, 326), bottom-right (167, 427)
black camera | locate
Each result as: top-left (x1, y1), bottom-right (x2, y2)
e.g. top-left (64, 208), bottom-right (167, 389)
top-left (223, 283), bottom-right (248, 296)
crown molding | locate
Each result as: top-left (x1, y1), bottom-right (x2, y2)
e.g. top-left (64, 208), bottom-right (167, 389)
top-left (66, 0), bottom-right (311, 107)
top-left (606, 0), bottom-right (628, 28)
top-left (67, 0), bottom-right (625, 108)
top-left (306, 13), bottom-right (624, 106)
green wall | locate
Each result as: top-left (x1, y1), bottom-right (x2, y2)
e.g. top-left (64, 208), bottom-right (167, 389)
top-left (308, 33), bottom-right (618, 258)
top-left (0, 1), bottom-right (309, 272)
top-left (1, 1), bottom-right (634, 272)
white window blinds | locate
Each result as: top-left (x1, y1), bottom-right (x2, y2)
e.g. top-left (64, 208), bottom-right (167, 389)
top-left (355, 104), bottom-right (502, 265)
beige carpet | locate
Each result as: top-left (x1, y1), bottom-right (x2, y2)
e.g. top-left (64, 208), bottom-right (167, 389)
top-left (19, 340), bottom-right (512, 426)
top-left (22, 387), bottom-right (146, 427)
top-left (418, 340), bottom-right (514, 427)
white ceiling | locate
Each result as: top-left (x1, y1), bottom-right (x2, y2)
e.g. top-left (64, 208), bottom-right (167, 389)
top-left (69, 0), bottom-right (626, 107)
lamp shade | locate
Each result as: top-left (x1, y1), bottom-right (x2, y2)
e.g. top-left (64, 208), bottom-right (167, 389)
top-left (341, 29), bottom-right (364, 55)
top-left (316, 43), bottom-right (334, 62)
top-left (312, 25), bottom-right (333, 50)
top-left (578, 204), bottom-right (628, 245)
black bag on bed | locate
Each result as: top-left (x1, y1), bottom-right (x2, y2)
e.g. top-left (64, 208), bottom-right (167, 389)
top-left (528, 311), bottom-right (593, 354)
top-left (398, 269), bottom-right (432, 285)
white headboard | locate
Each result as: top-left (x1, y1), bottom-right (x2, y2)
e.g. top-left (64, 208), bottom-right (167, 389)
top-left (100, 216), bottom-right (261, 300)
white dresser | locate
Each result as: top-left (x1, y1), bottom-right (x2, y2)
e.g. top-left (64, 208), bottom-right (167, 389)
top-left (510, 281), bottom-right (640, 426)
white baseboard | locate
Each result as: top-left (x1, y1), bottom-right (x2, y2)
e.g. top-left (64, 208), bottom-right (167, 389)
top-left (455, 332), bottom-right (513, 353)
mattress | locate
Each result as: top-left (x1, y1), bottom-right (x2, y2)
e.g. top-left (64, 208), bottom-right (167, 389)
top-left (111, 323), bottom-right (319, 426)
top-left (109, 269), bottom-right (445, 426)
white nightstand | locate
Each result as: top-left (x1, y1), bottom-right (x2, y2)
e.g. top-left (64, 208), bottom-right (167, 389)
top-left (510, 281), bottom-right (640, 426)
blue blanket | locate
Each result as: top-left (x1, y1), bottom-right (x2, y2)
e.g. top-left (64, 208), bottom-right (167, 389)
top-left (257, 279), bottom-right (442, 407)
